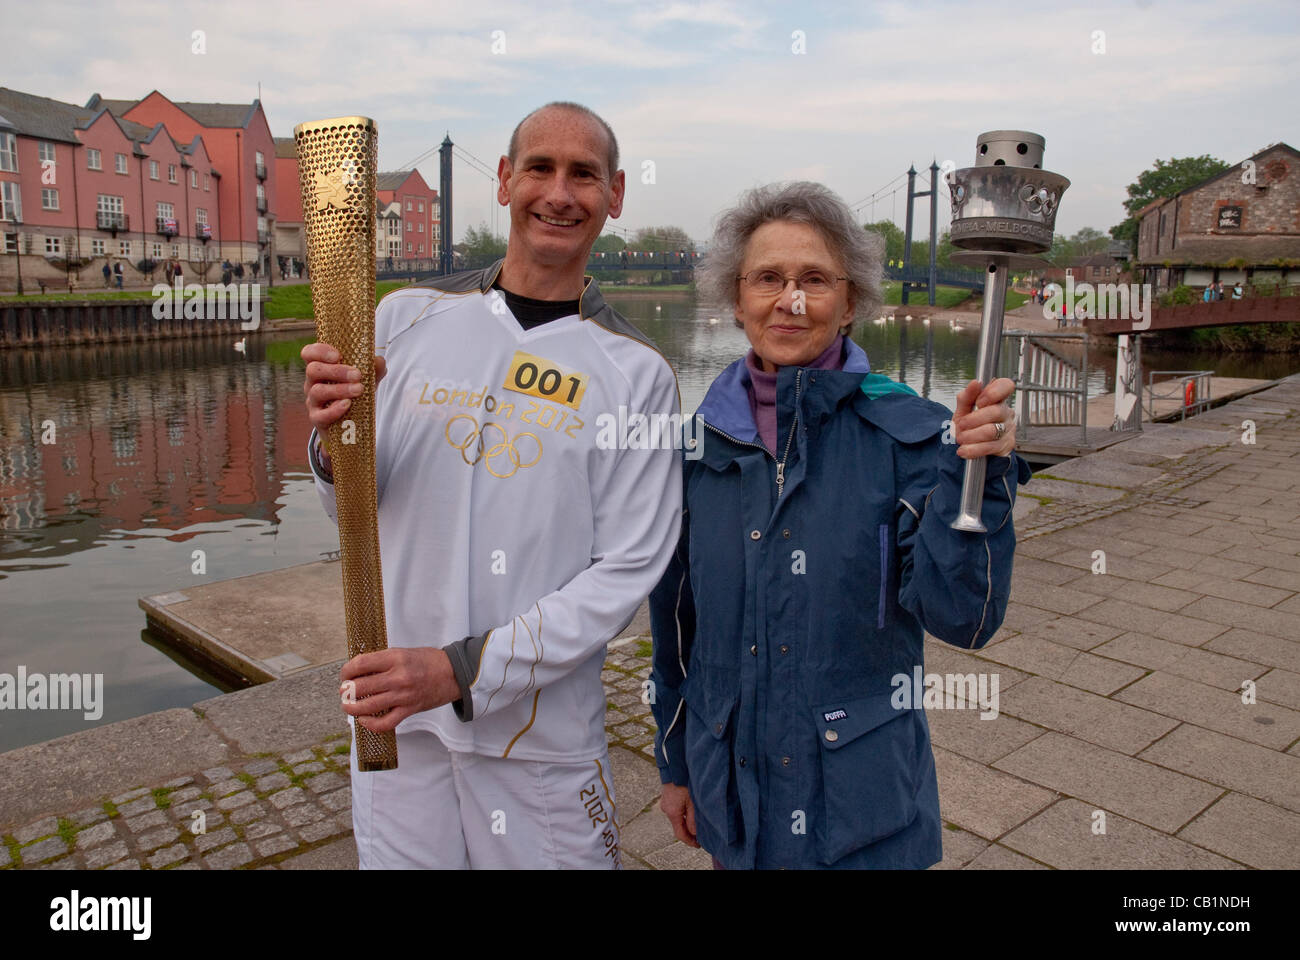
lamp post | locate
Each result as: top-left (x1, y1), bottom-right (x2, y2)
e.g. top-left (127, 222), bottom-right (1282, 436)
top-left (7, 215), bottom-right (23, 296)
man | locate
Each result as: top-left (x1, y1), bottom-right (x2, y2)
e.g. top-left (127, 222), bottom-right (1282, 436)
top-left (301, 102), bottom-right (682, 868)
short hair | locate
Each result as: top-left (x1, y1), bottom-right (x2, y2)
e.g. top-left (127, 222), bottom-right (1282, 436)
top-left (507, 102), bottom-right (619, 178)
top-left (697, 181), bottom-right (885, 334)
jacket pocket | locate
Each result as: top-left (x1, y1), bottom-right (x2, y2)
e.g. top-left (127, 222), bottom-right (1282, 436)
top-left (681, 673), bottom-right (742, 848)
top-left (813, 693), bottom-right (924, 864)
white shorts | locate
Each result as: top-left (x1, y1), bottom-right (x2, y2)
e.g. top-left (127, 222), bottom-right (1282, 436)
top-left (348, 722), bottom-right (622, 869)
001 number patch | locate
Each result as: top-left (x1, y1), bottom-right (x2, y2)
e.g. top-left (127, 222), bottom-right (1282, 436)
top-left (502, 350), bottom-right (588, 410)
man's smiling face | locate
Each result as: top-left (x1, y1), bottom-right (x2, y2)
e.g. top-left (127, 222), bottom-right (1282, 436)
top-left (497, 107), bottom-right (624, 271)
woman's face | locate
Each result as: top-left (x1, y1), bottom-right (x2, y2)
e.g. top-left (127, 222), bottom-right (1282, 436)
top-left (734, 221), bottom-right (854, 372)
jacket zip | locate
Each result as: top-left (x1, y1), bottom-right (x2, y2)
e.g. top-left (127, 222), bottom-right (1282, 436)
top-left (702, 370), bottom-right (803, 500)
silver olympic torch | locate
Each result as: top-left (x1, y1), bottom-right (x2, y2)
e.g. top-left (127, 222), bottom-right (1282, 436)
top-left (946, 131), bottom-right (1069, 532)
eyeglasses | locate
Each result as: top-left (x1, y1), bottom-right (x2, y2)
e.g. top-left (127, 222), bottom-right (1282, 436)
top-left (738, 269), bottom-right (848, 297)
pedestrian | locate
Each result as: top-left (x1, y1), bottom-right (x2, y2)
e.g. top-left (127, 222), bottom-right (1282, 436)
top-left (1203, 284), bottom-right (1214, 303)
top-left (648, 180), bottom-right (1027, 869)
top-left (222, 266), bottom-right (232, 285)
top-left (1232, 282), bottom-right (1243, 300)
top-left (1216, 281), bottom-right (1226, 301)
top-left (113, 261), bottom-right (123, 290)
top-left (302, 101), bottom-right (680, 869)
top-left (102, 261), bottom-right (111, 288)
top-left (234, 262), bottom-right (244, 280)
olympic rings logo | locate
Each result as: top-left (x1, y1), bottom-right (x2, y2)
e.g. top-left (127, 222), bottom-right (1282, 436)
top-left (444, 414), bottom-right (543, 479)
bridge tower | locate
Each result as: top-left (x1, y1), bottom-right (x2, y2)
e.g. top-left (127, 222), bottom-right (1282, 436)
top-left (902, 161), bottom-right (940, 306)
top-left (439, 133), bottom-right (454, 276)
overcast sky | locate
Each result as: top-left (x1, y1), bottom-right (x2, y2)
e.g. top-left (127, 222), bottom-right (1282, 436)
top-left (12, 0), bottom-right (1298, 246)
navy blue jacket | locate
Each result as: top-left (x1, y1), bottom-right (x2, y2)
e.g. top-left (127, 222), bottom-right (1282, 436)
top-left (648, 339), bottom-right (1032, 869)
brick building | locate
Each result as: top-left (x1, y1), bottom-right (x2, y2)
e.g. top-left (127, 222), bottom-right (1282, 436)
top-left (91, 92), bottom-right (278, 272)
top-left (376, 170), bottom-right (439, 268)
top-left (1135, 142), bottom-right (1300, 293)
top-left (271, 137), bottom-right (305, 278)
top-left (0, 87), bottom-right (224, 288)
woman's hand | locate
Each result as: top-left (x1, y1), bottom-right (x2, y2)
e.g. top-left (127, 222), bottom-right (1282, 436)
top-left (660, 783), bottom-right (699, 848)
top-left (953, 378), bottom-right (1017, 459)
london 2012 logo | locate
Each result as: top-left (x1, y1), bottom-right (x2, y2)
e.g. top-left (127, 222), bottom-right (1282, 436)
top-left (444, 414), bottom-right (542, 479)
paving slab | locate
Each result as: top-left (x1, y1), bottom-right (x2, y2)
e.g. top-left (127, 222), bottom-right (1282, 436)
top-left (0, 708), bottom-right (230, 828)
top-left (994, 732), bottom-right (1222, 832)
top-left (964, 843), bottom-right (1051, 869)
top-left (1137, 723), bottom-right (1300, 813)
top-left (195, 662), bottom-right (348, 754)
top-left (1177, 793), bottom-right (1300, 870)
top-left (933, 747), bottom-right (1056, 840)
top-left (999, 798), bottom-right (1238, 870)
top-left (996, 676), bottom-right (1178, 755)
top-left (1093, 633), bottom-right (1268, 691)
top-left (1113, 671), bottom-right (1300, 749)
top-left (928, 827), bottom-right (990, 869)
top-left (974, 635), bottom-right (1145, 695)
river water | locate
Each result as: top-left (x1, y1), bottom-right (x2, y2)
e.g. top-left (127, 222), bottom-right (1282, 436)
top-left (0, 293), bottom-right (1293, 751)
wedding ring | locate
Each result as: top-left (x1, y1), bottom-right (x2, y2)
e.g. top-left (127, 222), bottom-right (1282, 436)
top-left (994, 421), bottom-right (1006, 440)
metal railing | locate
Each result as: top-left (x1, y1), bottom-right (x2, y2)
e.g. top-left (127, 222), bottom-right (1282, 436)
top-left (96, 212), bottom-right (128, 232)
top-left (1145, 370), bottom-right (1213, 421)
top-left (1000, 330), bottom-right (1092, 444)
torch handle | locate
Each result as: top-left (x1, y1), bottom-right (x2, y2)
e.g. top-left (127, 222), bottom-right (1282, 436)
top-left (951, 258), bottom-right (1009, 532)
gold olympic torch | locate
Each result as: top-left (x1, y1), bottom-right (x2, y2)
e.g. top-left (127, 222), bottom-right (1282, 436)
top-left (294, 116), bottom-right (397, 771)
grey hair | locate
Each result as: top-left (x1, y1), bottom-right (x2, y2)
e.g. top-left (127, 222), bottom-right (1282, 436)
top-left (508, 101), bottom-right (619, 178)
top-left (697, 181), bottom-right (885, 333)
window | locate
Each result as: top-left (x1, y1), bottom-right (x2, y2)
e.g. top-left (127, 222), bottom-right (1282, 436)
top-left (157, 202), bottom-right (174, 219)
top-left (171, 244), bottom-right (179, 257)
top-left (3, 233), bottom-right (15, 254)
top-left (418, 222), bottom-right (423, 233)
top-left (388, 220), bottom-right (399, 236)
top-left (418, 243), bottom-right (424, 253)
top-left (1, 181), bottom-right (21, 221)
top-left (204, 173), bottom-right (210, 191)
top-left (257, 216), bottom-right (267, 232)
top-left (149, 160), bottom-right (159, 180)
top-left (168, 164), bottom-right (177, 183)
top-left (190, 169), bottom-right (198, 188)
top-left (39, 141), bottom-right (57, 164)
top-left (115, 152), bottom-right (128, 174)
top-left (406, 221), bottom-right (412, 232)
top-left (195, 208), bottom-right (208, 225)
top-left (91, 238), bottom-right (105, 255)
top-left (97, 194), bottom-right (124, 216)
top-left (406, 200), bottom-right (412, 211)
top-left (151, 242), bottom-right (162, 257)
top-left (0, 132), bottom-right (17, 172)
top-left (256, 184), bottom-right (265, 204)
top-left (87, 148), bottom-right (102, 170)
top-left (255, 150), bottom-right (264, 166)
top-left (119, 240), bottom-right (130, 256)
top-left (406, 241), bottom-right (412, 253)
top-left (45, 236), bottom-right (62, 254)
top-left (42, 188), bottom-right (59, 210)
top-left (418, 200), bottom-right (424, 213)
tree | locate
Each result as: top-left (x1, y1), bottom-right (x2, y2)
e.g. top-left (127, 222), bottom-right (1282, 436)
top-left (630, 226), bottom-right (695, 252)
top-left (865, 220), bottom-right (905, 262)
top-left (1109, 155), bottom-right (1231, 257)
top-left (461, 222), bottom-right (507, 259)
top-left (592, 233), bottom-right (626, 252)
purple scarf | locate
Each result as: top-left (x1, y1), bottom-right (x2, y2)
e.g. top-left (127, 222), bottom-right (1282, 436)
top-left (745, 335), bottom-right (847, 454)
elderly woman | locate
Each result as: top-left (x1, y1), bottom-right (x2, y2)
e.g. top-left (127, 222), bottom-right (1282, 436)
top-left (647, 181), bottom-right (1031, 869)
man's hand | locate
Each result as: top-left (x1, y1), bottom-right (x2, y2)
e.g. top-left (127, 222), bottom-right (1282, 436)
top-left (340, 647), bottom-right (459, 733)
top-left (659, 782), bottom-right (699, 848)
top-left (953, 378), bottom-right (1017, 459)
top-left (302, 341), bottom-right (387, 473)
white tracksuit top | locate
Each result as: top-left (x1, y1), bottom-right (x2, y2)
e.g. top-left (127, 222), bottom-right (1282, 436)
top-left (310, 264), bottom-right (682, 762)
